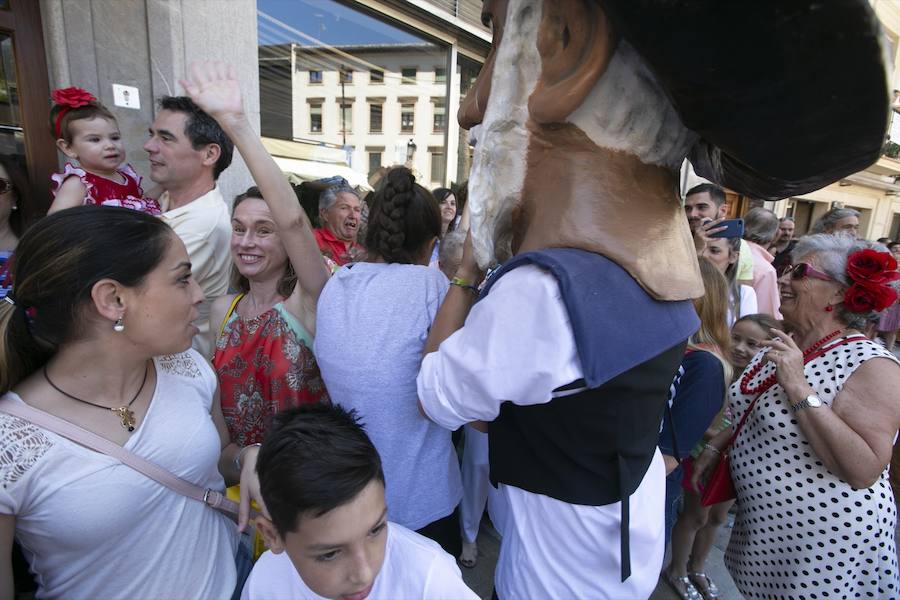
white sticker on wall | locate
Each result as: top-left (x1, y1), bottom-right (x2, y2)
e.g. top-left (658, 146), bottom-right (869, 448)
top-left (112, 84), bottom-right (140, 109)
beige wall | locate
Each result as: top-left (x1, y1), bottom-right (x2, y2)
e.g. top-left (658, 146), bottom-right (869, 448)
top-left (39, 0), bottom-right (260, 204)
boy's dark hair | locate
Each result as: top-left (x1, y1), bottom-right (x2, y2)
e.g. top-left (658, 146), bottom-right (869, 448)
top-left (257, 404), bottom-right (385, 537)
top-left (157, 96), bottom-right (234, 180)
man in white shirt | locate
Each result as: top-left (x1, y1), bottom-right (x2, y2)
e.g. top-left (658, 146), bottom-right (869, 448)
top-left (243, 404), bottom-right (477, 600)
top-left (144, 96), bottom-right (233, 357)
top-left (416, 1), bottom-right (888, 598)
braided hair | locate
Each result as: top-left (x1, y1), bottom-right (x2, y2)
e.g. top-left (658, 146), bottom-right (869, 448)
top-left (364, 167), bottom-right (440, 264)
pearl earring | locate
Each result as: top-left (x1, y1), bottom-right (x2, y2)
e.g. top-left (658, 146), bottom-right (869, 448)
top-left (113, 316), bottom-right (125, 332)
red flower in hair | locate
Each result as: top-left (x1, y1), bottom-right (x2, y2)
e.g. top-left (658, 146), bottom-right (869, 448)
top-left (51, 87), bottom-right (97, 108)
top-left (846, 249), bottom-right (900, 285)
top-left (844, 281), bottom-right (898, 313)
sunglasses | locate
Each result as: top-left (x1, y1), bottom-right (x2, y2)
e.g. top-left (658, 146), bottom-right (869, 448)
top-left (778, 262), bottom-right (834, 282)
top-left (0, 178), bottom-right (13, 195)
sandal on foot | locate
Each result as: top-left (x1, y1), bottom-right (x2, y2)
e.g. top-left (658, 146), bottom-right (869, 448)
top-left (663, 571), bottom-right (702, 600)
top-left (688, 571), bottom-right (721, 600)
top-left (459, 541), bottom-right (478, 568)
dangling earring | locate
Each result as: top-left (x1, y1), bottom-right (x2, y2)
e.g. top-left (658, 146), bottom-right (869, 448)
top-left (11, 205), bottom-right (17, 211)
top-left (113, 316), bottom-right (125, 332)
top-left (825, 305), bottom-right (834, 312)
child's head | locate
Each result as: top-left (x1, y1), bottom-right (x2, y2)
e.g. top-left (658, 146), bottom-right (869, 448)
top-left (256, 404), bottom-right (387, 600)
top-left (49, 87), bottom-right (122, 172)
top-left (730, 313), bottom-right (781, 371)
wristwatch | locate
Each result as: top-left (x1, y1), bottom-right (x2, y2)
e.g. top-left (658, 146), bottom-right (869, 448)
top-left (791, 394), bottom-right (823, 413)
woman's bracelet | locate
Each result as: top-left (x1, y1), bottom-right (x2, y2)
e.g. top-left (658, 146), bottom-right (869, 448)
top-left (234, 443), bottom-right (262, 472)
top-left (450, 276), bottom-right (479, 295)
top-left (703, 443), bottom-right (722, 456)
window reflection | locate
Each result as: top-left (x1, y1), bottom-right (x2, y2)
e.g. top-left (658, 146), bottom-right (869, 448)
top-left (257, 0), bottom-right (480, 189)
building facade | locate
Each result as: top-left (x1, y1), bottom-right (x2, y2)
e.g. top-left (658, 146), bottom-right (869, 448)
top-left (0, 0), bottom-right (896, 239)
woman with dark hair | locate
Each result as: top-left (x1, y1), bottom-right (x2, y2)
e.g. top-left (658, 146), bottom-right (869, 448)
top-left (0, 206), bottom-right (251, 598)
top-left (429, 187), bottom-right (458, 267)
top-left (314, 166), bottom-right (463, 555)
top-left (0, 155), bottom-right (27, 299)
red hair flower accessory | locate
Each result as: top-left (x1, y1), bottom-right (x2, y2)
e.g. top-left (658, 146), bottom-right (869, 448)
top-left (51, 87), bottom-right (97, 108)
top-left (843, 249), bottom-right (900, 313)
top-left (846, 248), bottom-right (900, 285)
top-left (844, 281), bottom-right (898, 313)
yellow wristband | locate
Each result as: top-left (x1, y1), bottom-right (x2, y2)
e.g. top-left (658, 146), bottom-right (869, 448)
top-left (450, 277), bottom-right (479, 294)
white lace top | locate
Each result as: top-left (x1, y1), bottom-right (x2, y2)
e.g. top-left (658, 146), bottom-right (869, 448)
top-left (0, 350), bottom-right (238, 599)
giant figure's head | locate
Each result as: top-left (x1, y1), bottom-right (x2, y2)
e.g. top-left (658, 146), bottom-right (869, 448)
top-left (460, 0), bottom-right (889, 300)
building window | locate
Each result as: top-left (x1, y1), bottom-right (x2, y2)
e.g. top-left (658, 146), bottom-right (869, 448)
top-left (430, 147), bottom-right (446, 183)
top-left (370, 69), bottom-right (384, 84)
top-left (309, 70), bottom-right (322, 84)
top-left (339, 103), bottom-right (353, 134)
top-left (309, 103), bottom-right (322, 133)
top-left (340, 70), bottom-right (353, 84)
top-left (401, 103), bottom-right (415, 133)
top-left (368, 150), bottom-right (382, 175)
top-left (369, 103), bottom-right (383, 133)
top-left (435, 67), bottom-right (446, 84)
top-left (433, 100), bottom-right (446, 133)
top-left (401, 67), bottom-right (417, 84)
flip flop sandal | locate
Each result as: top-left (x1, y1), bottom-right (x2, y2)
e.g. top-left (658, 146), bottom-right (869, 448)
top-left (459, 541), bottom-right (478, 568)
top-left (688, 572), bottom-right (722, 600)
top-left (664, 571), bottom-right (702, 600)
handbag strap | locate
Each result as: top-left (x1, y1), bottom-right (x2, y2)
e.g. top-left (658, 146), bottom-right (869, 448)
top-left (0, 397), bottom-right (243, 517)
top-left (218, 293), bottom-right (245, 338)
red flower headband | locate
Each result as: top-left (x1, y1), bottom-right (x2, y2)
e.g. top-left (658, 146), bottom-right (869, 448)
top-left (843, 248), bottom-right (900, 313)
top-left (51, 87), bottom-right (98, 138)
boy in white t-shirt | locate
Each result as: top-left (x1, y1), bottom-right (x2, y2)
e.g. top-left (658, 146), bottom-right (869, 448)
top-left (241, 405), bottom-right (478, 600)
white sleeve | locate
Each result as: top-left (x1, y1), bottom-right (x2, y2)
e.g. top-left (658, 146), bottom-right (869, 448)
top-left (740, 285), bottom-right (758, 319)
top-left (417, 265), bottom-right (583, 430)
top-left (422, 552), bottom-right (480, 600)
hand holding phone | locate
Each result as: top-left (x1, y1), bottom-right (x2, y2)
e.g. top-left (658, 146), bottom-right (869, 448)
top-left (709, 218), bottom-right (744, 239)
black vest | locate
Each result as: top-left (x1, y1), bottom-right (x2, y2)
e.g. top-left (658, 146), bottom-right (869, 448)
top-left (481, 248), bottom-right (699, 581)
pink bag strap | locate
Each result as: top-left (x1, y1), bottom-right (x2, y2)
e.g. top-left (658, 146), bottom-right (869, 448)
top-left (0, 397), bottom-right (242, 517)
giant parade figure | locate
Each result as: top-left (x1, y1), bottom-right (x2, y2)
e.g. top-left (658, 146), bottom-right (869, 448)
top-left (416, 1), bottom-right (890, 597)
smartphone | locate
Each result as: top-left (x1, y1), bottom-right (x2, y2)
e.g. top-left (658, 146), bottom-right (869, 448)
top-left (709, 218), bottom-right (744, 239)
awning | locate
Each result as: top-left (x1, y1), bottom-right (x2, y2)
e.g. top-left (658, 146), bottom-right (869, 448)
top-left (270, 156), bottom-right (373, 191)
top-left (262, 137), bottom-right (373, 192)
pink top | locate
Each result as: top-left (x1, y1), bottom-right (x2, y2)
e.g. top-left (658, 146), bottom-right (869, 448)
top-left (50, 162), bottom-right (161, 216)
top-left (747, 240), bottom-right (782, 319)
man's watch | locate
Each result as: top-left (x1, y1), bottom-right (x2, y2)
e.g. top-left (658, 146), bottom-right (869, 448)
top-left (790, 394), bottom-right (823, 413)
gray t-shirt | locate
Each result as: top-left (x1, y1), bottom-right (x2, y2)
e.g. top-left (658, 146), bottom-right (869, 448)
top-left (315, 262), bottom-right (462, 530)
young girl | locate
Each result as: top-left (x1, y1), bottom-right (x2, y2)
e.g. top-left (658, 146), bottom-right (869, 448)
top-left (663, 312), bottom-right (779, 600)
top-left (47, 87), bottom-right (161, 215)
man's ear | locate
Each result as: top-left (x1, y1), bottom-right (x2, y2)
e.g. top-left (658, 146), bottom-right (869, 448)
top-left (255, 516), bottom-right (287, 554)
top-left (201, 143), bottom-right (222, 170)
top-left (528, 0), bottom-right (617, 124)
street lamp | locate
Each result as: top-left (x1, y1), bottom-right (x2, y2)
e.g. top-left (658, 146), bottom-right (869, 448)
top-left (406, 138), bottom-right (417, 166)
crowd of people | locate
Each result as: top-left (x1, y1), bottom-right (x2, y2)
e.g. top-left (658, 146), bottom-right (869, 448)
top-left (0, 37), bottom-right (899, 600)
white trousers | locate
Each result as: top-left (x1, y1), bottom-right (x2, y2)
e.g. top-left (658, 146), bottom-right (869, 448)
top-left (459, 425), bottom-right (507, 543)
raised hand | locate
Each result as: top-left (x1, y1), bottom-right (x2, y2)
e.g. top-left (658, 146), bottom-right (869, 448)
top-left (179, 61), bottom-right (244, 124)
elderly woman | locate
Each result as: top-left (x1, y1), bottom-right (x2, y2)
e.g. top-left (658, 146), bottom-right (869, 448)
top-left (314, 183), bottom-right (363, 266)
top-left (692, 234), bottom-right (900, 598)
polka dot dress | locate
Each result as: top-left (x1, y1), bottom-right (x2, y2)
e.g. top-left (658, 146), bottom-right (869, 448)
top-left (724, 336), bottom-right (900, 599)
